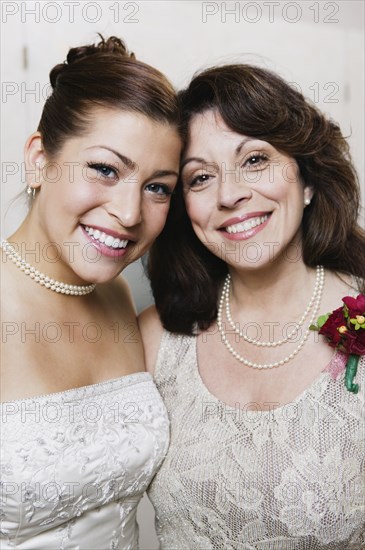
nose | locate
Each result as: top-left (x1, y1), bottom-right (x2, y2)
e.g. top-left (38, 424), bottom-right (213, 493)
top-left (217, 164), bottom-right (253, 209)
top-left (106, 184), bottom-right (142, 227)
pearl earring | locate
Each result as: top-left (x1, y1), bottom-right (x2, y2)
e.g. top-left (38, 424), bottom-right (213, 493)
top-left (304, 197), bottom-right (311, 206)
top-left (26, 185), bottom-right (36, 199)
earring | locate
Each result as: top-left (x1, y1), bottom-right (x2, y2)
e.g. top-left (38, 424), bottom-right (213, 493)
top-left (26, 185), bottom-right (36, 199)
top-left (304, 197), bottom-right (311, 206)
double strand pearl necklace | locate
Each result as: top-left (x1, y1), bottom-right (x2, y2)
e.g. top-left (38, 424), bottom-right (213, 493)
top-left (224, 264), bottom-right (323, 347)
top-left (217, 266), bottom-right (325, 369)
top-left (1, 239), bottom-right (96, 296)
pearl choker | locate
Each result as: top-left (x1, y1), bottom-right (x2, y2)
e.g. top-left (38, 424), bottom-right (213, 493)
top-left (217, 266), bottom-right (325, 369)
top-left (1, 239), bottom-right (96, 296)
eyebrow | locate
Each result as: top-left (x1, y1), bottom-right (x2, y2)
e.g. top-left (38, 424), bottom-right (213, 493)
top-left (86, 146), bottom-right (178, 178)
top-left (181, 137), bottom-right (255, 171)
top-left (235, 137), bottom-right (253, 155)
top-left (86, 146), bottom-right (136, 170)
top-left (149, 169), bottom-right (179, 179)
top-left (180, 157), bottom-right (206, 171)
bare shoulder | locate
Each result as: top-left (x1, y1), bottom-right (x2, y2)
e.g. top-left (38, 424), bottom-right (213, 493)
top-left (322, 270), bottom-right (363, 312)
top-left (334, 271), bottom-right (362, 295)
top-left (138, 305), bottom-right (164, 374)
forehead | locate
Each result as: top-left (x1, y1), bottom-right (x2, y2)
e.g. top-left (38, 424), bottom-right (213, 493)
top-left (187, 110), bottom-right (247, 149)
top-left (84, 108), bottom-right (179, 142)
top-left (58, 107), bottom-right (182, 160)
top-left (189, 110), bottom-right (234, 135)
top-left (185, 110), bottom-right (254, 160)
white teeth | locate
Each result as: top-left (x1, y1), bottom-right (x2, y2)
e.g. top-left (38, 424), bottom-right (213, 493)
top-left (225, 215), bottom-right (268, 234)
top-left (83, 226), bottom-right (129, 249)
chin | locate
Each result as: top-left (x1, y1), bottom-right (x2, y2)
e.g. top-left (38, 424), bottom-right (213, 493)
top-left (225, 254), bottom-right (278, 272)
top-left (84, 270), bottom-right (122, 285)
top-left (71, 264), bottom-right (120, 285)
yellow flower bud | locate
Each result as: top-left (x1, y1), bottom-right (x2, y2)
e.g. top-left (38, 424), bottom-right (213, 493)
top-left (356, 315), bottom-right (365, 324)
top-left (338, 325), bottom-right (347, 334)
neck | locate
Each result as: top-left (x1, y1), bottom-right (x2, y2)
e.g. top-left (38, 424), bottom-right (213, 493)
top-left (228, 258), bottom-right (316, 317)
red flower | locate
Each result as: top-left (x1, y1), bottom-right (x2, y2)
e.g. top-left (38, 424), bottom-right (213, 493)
top-left (312, 293), bottom-right (364, 393)
top-left (319, 306), bottom-right (347, 347)
top-left (342, 294), bottom-right (365, 317)
top-left (344, 329), bottom-right (365, 355)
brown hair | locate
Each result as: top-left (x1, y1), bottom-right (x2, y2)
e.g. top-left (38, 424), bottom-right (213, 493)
top-left (148, 64), bottom-right (365, 335)
top-left (38, 35), bottom-right (180, 158)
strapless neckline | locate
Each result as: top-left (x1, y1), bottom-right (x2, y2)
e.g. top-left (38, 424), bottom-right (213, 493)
top-left (1, 370), bottom-right (152, 404)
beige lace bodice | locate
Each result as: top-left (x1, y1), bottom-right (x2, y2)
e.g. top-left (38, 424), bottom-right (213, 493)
top-left (148, 332), bottom-right (365, 549)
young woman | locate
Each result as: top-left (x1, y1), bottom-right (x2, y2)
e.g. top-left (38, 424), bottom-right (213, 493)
top-left (0, 36), bottom-right (181, 549)
top-left (140, 64), bottom-right (365, 548)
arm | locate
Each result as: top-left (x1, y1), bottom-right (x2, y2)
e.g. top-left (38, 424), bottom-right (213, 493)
top-left (138, 305), bottom-right (164, 375)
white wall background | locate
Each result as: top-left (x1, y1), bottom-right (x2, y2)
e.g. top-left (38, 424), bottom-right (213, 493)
top-left (1, 1), bottom-right (364, 547)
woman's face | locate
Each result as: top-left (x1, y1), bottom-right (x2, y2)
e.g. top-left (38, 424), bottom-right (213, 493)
top-left (181, 110), bottom-right (311, 272)
top-left (27, 108), bottom-right (181, 284)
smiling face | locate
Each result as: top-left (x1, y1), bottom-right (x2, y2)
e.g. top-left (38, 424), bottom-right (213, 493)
top-left (181, 110), bottom-right (312, 272)
top-left (25, 108), bottom-right (181, 284)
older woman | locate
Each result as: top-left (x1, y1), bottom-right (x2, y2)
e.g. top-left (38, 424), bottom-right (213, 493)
top-left (1, 36), bottom-right (181, 549)
top-left (140, 64), bottom-right (365, 548)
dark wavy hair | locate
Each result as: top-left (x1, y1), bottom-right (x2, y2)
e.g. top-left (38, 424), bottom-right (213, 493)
top-left (38, 35), bottom-right (180, 158)
top-left (147, 64), bottom-right (365, 335)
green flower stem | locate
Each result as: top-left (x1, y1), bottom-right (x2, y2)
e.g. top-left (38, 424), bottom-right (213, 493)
top-left (345, 354), bottom-right (360, 394)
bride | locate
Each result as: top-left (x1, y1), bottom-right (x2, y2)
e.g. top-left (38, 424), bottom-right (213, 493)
top-left (0, 36), bottom-right (181, 549)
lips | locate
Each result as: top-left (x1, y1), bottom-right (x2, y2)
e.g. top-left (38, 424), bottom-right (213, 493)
top-left (84, 226), bottom-right (129, 249)
top-left (225, 214), bottom-right (269, 234)
top-left (219, 212), bottom-right (271, 240)
top-left (80, 224), bottom-right (135, 257)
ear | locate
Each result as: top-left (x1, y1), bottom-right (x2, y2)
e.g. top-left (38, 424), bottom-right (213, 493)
top-left (24, 132), bottom-right (47, 189)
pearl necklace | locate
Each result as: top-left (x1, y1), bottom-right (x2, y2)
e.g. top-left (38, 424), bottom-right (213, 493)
top-left (224, 264), bottom-right (323, 347)
top-left (217, 266), bottom-right (325, 369)
top-left (1, 239), bottom-right (96, 296)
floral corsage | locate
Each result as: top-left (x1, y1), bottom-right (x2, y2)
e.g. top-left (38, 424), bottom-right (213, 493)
top-left (310, 294), bottom-right (365, 393)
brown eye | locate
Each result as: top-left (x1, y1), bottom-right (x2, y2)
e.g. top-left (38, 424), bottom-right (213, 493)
top-left (189, 174), bottom-right (211, 187)
top-left (243, 153), bottom-right (269, 168)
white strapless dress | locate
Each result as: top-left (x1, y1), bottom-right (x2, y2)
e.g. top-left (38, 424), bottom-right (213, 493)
top-left (0, 372), bottom-right (169, 549)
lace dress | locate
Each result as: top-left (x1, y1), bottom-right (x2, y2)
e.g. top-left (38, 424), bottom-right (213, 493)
top-left (0, 372), bottom-right (169, 549)
top-left (148, 333), bottom-right (365, 549)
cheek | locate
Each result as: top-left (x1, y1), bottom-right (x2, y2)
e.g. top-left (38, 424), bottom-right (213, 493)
top-left (44, 163), bottom-right (86, 196)
top-left (143, 203), bottom-right (171, 238)
top-left (274, 166), bottom-right (303, 201)
top-left (59, 171), bottom-right (102, 210)
top-left (184, 194), bottom-right (210, 227)
top-left (255, 162), bottom-right (302, 200)
top-left (261, 180), bottom-right (303, 205)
